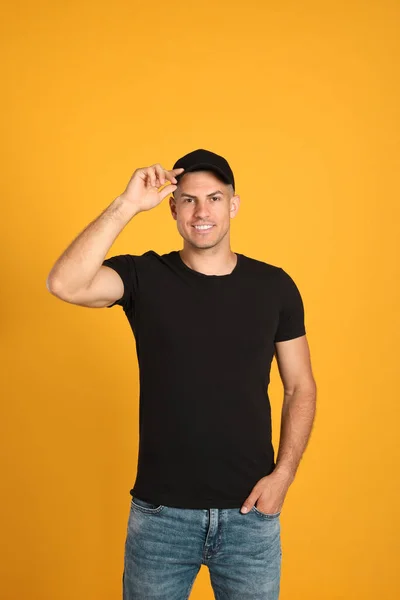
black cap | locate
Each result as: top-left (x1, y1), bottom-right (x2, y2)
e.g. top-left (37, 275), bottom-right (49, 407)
top-left (173, 149), bottom-right (235, 192)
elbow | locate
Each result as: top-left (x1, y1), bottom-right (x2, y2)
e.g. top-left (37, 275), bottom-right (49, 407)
top-left (46, 275), bottom-right (68, 299)
top-left (284, 377), bottom-right (317, 399)
top-left (46, 275), bottom-right (59, 294)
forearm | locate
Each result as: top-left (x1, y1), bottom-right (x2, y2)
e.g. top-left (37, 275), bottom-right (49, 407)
top-left (274, 384), bottom-right (317, 485)
top-left (47, 195), bottom-right (139, 295)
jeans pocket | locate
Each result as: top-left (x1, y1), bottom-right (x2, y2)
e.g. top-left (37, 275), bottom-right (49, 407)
top-left (131, 496), bottom-right (166, 514)
top-left (251, 506), bottom-right (281, 519)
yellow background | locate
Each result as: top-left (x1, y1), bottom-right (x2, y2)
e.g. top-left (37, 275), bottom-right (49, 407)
top-left (1, 0), bottom-right (399, 598)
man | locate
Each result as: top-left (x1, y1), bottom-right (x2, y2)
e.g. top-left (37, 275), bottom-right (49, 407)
top-left (47, 149), bottom-right (317, 600)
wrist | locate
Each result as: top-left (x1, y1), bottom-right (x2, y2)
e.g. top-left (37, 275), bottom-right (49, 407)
top-left (112, 194), bottom-right (141, 219)
top-left (273, 464), bottom-right (295, 486)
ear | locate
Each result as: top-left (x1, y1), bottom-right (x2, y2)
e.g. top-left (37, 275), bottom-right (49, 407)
top-left (169, 195), bottom-right (177, 220)
top-left (230, 194), bottom-right (240, 217)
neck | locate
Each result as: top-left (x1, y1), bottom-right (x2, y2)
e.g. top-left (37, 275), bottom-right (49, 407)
top-left (179, 245), bottom-right (237, 276)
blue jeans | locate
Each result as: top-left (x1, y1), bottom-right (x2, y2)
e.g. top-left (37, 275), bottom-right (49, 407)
top-left (123, 496), bottom-right (282, 599)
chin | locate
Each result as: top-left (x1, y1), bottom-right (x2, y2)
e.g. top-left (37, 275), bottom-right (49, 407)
top-left (190, 238), bottom-right (220, 250)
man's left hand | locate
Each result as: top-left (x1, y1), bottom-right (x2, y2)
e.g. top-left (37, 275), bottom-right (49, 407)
top-left (240, 470), bottom-right (292, 514)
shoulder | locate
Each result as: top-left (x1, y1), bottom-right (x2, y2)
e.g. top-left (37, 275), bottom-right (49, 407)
top-left (109, 250), bottom-right (161, 266)
top-left (239, 253), bottom-right (283, 279)
top-left (239, 254), bottom-right (303, 296)
top-left (120, 250), bottom-right (181, 275)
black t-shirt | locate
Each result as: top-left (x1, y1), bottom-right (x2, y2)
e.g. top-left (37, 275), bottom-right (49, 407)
top-left (102, 250), bottom-right (306, 509)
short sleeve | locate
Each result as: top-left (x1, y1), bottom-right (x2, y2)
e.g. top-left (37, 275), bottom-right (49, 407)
top-left (102, 254), bottom-right (139, 311)
top-left (274, 268), bottom-right (306, 342)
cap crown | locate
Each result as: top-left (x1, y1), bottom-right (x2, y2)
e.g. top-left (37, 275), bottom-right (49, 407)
top-left (173, 149), bottom-right (235, 191)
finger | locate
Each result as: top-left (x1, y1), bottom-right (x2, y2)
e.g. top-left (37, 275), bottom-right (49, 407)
top-left (240, 495), bottom-right (258, 514)
top-left (144, 168), bottom-right (152, 187)
top-left (169, 168), bottom-right (185, 176)
top-left (158, 183), bottom-right (177, 201)
top-left (154, 164), bottom-right (165, 186)
top-left (165, 167), bottom-right (184, 185)
top-left (164, 171), bottom-right (178, 184)
top-left (147, 166), bottom-right (157, 188)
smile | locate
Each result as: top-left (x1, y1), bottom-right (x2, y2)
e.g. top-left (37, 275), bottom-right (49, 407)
top-left (193, 225), bottom-right (214, 231)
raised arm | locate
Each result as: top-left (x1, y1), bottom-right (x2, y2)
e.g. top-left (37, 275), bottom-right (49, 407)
top-left (46, 164), bottom-right (184, 308)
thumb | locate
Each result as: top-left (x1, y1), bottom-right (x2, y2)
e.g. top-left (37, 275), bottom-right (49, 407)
top-left (240, 494), bottom-right (258, 514)
top-left (158, 183), bottom-right (177, 202)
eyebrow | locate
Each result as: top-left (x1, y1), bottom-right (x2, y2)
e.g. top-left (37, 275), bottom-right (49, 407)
top-left (180, 190), bottom-right (224, 199)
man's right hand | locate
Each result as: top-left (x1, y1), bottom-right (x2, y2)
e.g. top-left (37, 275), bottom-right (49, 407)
top-left (119, 164), bottom-right (185, 213)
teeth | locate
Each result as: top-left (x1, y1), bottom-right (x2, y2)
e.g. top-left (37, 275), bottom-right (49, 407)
top-left (194, 225), bottom-right (213, 230)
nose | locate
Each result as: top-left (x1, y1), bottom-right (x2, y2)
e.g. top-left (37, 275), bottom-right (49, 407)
top-left (193, 200), bottom-right (210, 219)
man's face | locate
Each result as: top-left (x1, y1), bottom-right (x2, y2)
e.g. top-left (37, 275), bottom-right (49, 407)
top-left (169, 170), bottom-right (240, 250)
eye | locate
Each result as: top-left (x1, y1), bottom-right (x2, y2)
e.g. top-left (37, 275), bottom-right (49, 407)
top-left (183, 196), bottom-right (220, 202)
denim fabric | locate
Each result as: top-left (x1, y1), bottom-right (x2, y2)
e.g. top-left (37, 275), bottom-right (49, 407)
top-left (122, 496), bottom-right (282, 599)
